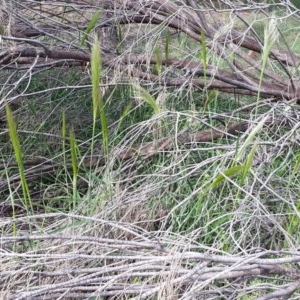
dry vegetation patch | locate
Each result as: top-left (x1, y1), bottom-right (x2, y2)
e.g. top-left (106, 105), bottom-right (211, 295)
top-left (1, 0), bottom-right (300, 299)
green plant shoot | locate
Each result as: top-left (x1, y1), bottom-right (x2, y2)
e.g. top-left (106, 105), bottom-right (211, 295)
top-left (257, 18), bottom-right (278, 102)
top-left (133, 84), bottom-right (161, 115)
top-left (80, 11), bottom-right (101, 47)
top-left (91, 35), bottom-right (109, 157)
top-left (6, 104), bottom-right (32, 211)
top-left (205, 164), bottom-right (245, 193)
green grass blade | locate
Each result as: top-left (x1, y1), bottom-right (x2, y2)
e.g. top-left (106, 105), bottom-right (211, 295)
top-left (116, 22), bottom-right (123, 54)
top-left (292, 151), bottom-right (300, 175)
top-left (80, 12), bottom-right (100, 47)
top-left (164, 30), bottom-right (170, 66)
top-left (4, 162), bottom-right (17, 236)
top-left (91, 36), bottom-right (101, 121)
top-left (257, 18), bottom-right (278, 102)
top-left (240, 141), bottom-right (258, 184)
top-left (203, 90), bottom-right (218, 112)
top-left (116, 103), bottom-right (133, 133)
top-left (201, 29), bottom-right (207, 81)
top-left (6, 104), bottom-right (32, 211)
top-left (155, 46), bottom-right (162, 77)
top-left (70, 130), bottom-right (78, 209)
top-left (133, 84), bottom-right (160, 115)
top-left (235, 115), bottom-right (268, 162)
top-left (91, 35), bottom-right (109, 157)
top-left (205, 164), bottom-right (245, 193)
top-left (62, 110), bottom-right (67, 167)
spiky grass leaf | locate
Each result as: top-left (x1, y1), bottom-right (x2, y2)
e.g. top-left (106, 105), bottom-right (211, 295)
top-left (133, 84), bottom-right (160, 115)
top-left (257, 18), bottom-right (278, 101)
top-left (235, 115), bottom-right (268, 162)
top-left (91, 35), bottom-right (109, 157)
top-left (91, 36), bottom-right (101, 121)
top-left (6, 104), bottom-right (32, 211)
top-left (262, 17), bottom-right (278, 70)
top-left (80, 12), bottom-right (100, 47)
